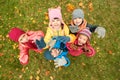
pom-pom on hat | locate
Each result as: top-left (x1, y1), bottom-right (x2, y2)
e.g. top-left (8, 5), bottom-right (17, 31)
top-left (8, 27), bottom-right (25, 42)
top-left (79, 28), bottom-right (91, 39)
top-left (72, 9), bottom-right (84, 19)
top-left (48, 7), bottom-right (63, 24)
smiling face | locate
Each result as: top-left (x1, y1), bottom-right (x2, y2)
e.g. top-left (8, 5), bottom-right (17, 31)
top-left (73, 18), bottom-right (83, 26)
top-left (77, 34), bottom-right (88, 45)
top-left (51, 18), bottom-right (61, 30)
top-left (18, 34), bottom-right (29, 43)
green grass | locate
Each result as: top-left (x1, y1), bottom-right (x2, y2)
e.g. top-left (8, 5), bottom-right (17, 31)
top-left (0, 0), bottom-right (120, 80)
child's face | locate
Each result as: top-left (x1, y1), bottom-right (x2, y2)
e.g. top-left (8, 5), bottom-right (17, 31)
top-left (78, 34), bottom-right (88, 45)
top-left (18, 34), bottom-right (29, 43)
top-left (73, 18), bottom-right (83, 26)
top-left (51, 18), bottom-right (61, 30)
top-left (51, 48), bottom-right (59, 57)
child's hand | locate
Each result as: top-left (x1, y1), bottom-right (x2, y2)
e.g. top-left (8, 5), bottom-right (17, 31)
top-left (69, 43), bottom-right (78, 50)
top-left (82, 45), bottom-right (90, 52)
top-left (95, 26), bottom-right (106, 38)
top-left (54, 56), bottom-right (67, 68)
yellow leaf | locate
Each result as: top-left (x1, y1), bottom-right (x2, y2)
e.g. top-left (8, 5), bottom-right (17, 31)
top-left (66, 3), bottom-right (75, 12)
top-left (30, 75), bottom-right (33, 80)
top-left (36, 75), bottom-right (40, 80)
top-left (50, 76), bottom-right (54, 80)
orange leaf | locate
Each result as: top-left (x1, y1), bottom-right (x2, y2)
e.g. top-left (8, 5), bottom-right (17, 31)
top-left (66, 3), bottom-right (75, 12)
top-left (88, 2), bottom-right (93, 11)
top-left (108, 50), bottom-right (112, 54)
top-left (45, 70), bottom-right (50, 76)
top-left (0, 53), bottom-right (4, 57)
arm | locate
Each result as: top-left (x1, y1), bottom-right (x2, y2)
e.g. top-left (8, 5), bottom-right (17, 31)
top-left (87, 23), bottom-right (106, 38)
top-left (19, 44), bottom-right (29, 65)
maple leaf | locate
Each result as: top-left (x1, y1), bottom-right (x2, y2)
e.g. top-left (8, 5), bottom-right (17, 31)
top-left (66, 3), bottom-right (75, 12)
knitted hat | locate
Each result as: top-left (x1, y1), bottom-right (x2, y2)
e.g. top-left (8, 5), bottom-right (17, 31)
top-left (44, 49), bottom-right (54, 60)
top-left (79, 29), bottom-right (91, 39)
top-left (72, 9), bottom-right (84, 19)
top-left (48, 7), bottom-right (63, 24)
top-left (8, 27), bottom-right (25, 42)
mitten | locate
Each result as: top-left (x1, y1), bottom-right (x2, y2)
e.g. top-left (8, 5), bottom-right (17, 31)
top-left (69, 25), bottom-right (79, 33)
top-left (47, 39), bottom-right (56, 51)
top-left (54, 56), bottom-right (67, 68)
top-left (35, 37), bottom-right (46, 49)
top-left (53, 36), bottom-right (70, 44)
top-left (95, 26), bottom-right (106, 38)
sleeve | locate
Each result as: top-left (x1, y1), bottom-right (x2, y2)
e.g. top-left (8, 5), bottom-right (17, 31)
top-left (63, 56), bottom-right (70, 67)
top-left (19, 44), bottom-right (29, 65)
top-left (86, 23), bottom-right (98, 32)
top-left (44, 28), bottom-right (53, 44)
top-left (84, 45), bottom-right (96, 57)
top-left (64, 24), bottom-right (70, 36)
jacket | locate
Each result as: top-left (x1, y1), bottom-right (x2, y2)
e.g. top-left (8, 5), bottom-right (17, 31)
top-left (18, 31), bottom-right (44, 65)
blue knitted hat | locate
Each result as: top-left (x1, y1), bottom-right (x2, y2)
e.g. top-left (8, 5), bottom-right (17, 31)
top-left (72, 9), bottom-right (84, 19)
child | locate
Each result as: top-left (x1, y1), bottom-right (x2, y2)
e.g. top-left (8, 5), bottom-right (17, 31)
top-left (66, 29), bottom-right (95, 57)
top-left (8, 27), bottom-right (46, 65)
top-left (69, 8), bottom-right (106, 39)
top-left (44, 39), bottom-right (70, 68)
top-left (37, 7), bottom-right (70, 49)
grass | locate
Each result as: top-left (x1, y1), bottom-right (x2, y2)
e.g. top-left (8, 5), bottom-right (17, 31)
top-left (0, 0), bottom-right (120, 80)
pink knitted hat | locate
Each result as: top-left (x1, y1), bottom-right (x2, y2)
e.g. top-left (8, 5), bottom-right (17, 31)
top-left (48, 7), bottom-right (63, 24)
top-left (79, 29), bottom-right (91, 39)
top-left (8, 27), bottom-right (25, 42)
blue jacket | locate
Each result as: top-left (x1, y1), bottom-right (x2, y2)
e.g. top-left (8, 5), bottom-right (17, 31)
top-left (44, 40), bottom-right (70, 67)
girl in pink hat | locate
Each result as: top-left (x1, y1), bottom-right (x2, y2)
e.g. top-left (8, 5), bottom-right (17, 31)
top-left (66, 29), bottom-right (95, 57)
top-left (43, 7), bottom-right (71, 47)
top-left (8, 27), bottom-right (45, 65)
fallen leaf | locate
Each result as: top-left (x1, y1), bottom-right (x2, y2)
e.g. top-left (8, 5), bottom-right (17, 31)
top-left (88, 1), bottom-right (94, 11)
top-left (50, 76), bottom-right (54, 80)
top-left (36, 75), bottom-right (40, 80)
top-left (0, 53), bottom-right (4, 57)
top-left (30, 75), bottom-right (33, 80)
top-left (66, 3), bottom-right (75, 12)
top-left (108, 50), bottom-right (112, 54)
top-left (81, 62), bottom-right (86, 66)
top-left (45, 12), bottom-right (49, 20)
top-left (45, 70), bottom-right (50, 76)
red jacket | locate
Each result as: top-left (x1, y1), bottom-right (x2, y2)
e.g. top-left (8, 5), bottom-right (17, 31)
top-left (18, 31), bottom-right (44, 65)
top-left (66, 37), bottom-right (95, 57)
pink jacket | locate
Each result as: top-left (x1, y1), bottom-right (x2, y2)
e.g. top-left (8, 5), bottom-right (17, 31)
top-left (66, 38), bottom-right (95, 57)
top-left (18, 31), bottom-right (44, 65)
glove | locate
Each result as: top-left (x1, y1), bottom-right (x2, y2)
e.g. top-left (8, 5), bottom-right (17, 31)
top-left (69, 25), bottom-right (79, 33)
top-left (47, 39), bottom-right (56, 51)
top-left (35, 37), bottom-right (46, 49)
top-left (53, 36), bottom-right (70, 44)
top-left (95, 26), bottom-right (106, 38)
top-left (54, 56), bottom-right (67, 68)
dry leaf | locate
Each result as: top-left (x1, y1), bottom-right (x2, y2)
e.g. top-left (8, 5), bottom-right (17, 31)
top-left (108, 50), bottom-right (112, 54)
top-left (45, 70), bottom-right (50, 76)
top-left (45, 12), bottom-right (49, 20)
top-left (36, 75), bottom-right (40, 80)
top-left (30, 75), bottom-right (33, 80)
top-left (81, 62), bottom-right (86, 66)
top-left (0, 53), bottom-right (4, 56)
top-left (50, 76), bottom-right (54, 80)
top-left (66, 3), bottom-right (75, 12)
top-left (88, 2), bottom-right (93, 11)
